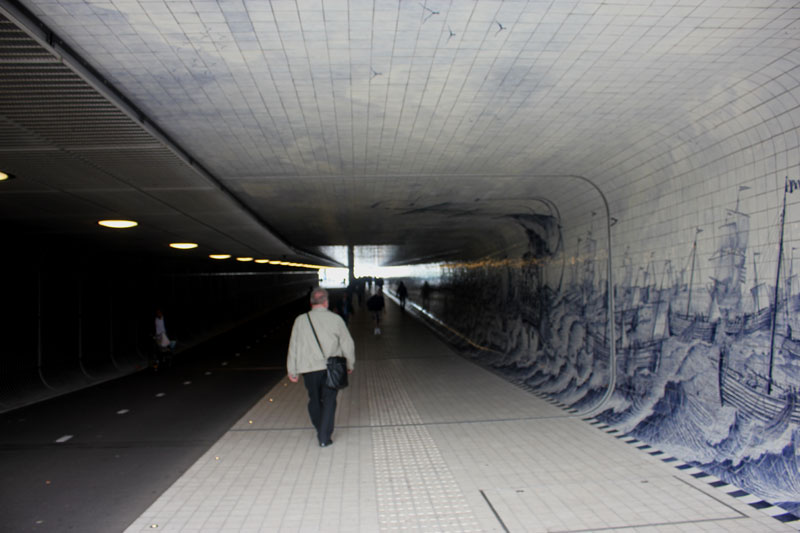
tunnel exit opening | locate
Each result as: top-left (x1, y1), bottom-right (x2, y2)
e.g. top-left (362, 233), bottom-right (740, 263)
top-left (318, 244), bottom-right (444, 289)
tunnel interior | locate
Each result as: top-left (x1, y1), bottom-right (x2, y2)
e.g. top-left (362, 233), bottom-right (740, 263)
top-left (0, 0), bottom-right (799, 516)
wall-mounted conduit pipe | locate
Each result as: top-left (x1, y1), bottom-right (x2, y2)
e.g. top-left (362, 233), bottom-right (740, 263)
top-left (560, 175), bottom-right (616, 417)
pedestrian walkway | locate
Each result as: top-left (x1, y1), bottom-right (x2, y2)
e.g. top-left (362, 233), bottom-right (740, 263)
top-left (124, 295), bottom-right (796, 532)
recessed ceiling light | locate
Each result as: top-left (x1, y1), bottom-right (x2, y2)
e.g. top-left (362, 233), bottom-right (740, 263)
top-left (254, 259), bottom-right (270, 263)
top-left (98, 219), bottom-right (138, 229)
top-left (236, 257), bottom-right (254, 262)
top-left (169, 243), bottom-right (198, 249)
top-left (0, 171), bottom-right (13, 181)
top-left (209, 254), bottom-right (231, 260)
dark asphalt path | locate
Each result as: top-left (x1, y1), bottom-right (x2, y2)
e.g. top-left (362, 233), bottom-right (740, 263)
top-left (0, 301), bottom-right (304, 533)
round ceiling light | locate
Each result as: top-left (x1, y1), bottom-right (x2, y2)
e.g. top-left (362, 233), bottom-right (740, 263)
top-left (0, 171), bottom-right (13, 181)
top-left (236, 257), bottom-right (254, 262)
top-left (98, 219), bottom-right (138, 229)
top-left (169, 242), bottom-right (198, 250)
top-left (209, 254), bottom-right (231, 260)
top-left (254, 259), bottom-right (270, 263)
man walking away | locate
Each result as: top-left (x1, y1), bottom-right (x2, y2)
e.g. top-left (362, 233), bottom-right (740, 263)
top-left (367, 291), bottom-right (385, 334)
top-left (287, 288), bottom-right (355, 447)
top-left (396, 281), bottom-right (408, 310)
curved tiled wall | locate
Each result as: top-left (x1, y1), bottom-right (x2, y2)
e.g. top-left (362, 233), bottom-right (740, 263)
top-left (402, 69), bottom-right (800, 513)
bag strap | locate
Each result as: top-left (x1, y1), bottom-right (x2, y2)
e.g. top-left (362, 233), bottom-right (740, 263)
top-left (306, 313), bottom-right (326, 358)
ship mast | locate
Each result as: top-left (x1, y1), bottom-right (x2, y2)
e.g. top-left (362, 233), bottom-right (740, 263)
top-left (767, 177), bottom-right (788, 395)
top-left (686, 228), bottom-right (701, 315)
top-left (752, 252), bottom-right (760, 311)
top-left (785, 247), bottom-right (796, 324)
top-left (792, 247), bottom-right (797, 300)
top-left (652, 260), bottom-right (670, 340)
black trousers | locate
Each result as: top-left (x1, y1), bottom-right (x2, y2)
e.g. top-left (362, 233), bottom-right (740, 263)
top-left (302, 369), bottom-right (338, 445)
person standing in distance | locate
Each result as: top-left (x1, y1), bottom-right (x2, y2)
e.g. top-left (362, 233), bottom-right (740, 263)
top-left (396, 281), bottom-right (408, 310)
top-left (287, 287), bottom-right (355, 447)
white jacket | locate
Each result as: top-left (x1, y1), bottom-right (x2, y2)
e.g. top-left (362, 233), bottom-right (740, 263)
top-left (287, 308), bottom-right (355, 376)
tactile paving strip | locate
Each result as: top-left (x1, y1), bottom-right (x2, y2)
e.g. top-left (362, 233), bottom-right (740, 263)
top-left (367, 361), bottom-right (481, 532)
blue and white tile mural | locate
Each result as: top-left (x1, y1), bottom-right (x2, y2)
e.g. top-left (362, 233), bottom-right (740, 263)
top-left (415, 177), bottom-right (800, 513)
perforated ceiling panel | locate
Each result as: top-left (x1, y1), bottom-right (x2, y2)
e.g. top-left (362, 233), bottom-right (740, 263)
top-left (0, 9), bottom-right (306, 261)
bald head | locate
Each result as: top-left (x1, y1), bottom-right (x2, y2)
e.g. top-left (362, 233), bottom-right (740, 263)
top-left (310, 287), bottom-right (329, 307)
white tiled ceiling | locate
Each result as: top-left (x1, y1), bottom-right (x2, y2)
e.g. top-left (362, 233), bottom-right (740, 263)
top-left (2, 1), bottom-right (799, 265)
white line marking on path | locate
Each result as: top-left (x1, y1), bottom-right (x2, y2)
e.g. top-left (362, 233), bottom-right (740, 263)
top-left (117, 409), bottom-right (129, 415)
top-left (155, 393), bottom-right (166, 398)
top-left (183, 381), bottom-right (192, 385)
top-left (55, 435), bottom-right (73, 443)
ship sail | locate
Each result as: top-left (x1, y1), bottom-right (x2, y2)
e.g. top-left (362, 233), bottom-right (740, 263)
top-left (709, 208), bottom-right (749, 311)
top-left (669, 228), bottom-right (717, 343)
top-left (653, 298), bottom-right (669, 340)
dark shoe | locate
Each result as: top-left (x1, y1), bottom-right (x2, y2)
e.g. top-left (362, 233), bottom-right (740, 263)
top-left (319, 440), bottom-right (333, 447)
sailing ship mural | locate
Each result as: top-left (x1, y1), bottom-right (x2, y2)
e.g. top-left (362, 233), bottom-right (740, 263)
top-left (669, 227), bottom-right (718, 343)
top-left (422, 176), bottom-right (800, 514)
top-left (718, 180), bottom-right (800, 425)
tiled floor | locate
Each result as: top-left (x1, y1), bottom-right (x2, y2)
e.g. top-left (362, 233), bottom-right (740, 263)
top-left (125, 296), bottom-right (797, 532)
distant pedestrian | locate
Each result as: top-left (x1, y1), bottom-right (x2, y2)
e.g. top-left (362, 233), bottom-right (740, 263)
top-left (367, 292), bottom-right (385, 334)
top-left (421, 281), bottom-right (431, 309)
top-left (153, 309), bottom-right (176, 370)
top-left (397, 281), bottom-right (408, 309)
top-left (154, 309), bottom-right (176, 350)
top-left (335, 296), bottom-right (350, 324)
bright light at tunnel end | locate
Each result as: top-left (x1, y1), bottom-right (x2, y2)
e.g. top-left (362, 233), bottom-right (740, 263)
top-left (319, 263), bottom-right (444, 288)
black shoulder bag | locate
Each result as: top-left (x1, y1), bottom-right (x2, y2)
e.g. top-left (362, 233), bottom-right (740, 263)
top-left (307, 313), bottom-right (349, 390)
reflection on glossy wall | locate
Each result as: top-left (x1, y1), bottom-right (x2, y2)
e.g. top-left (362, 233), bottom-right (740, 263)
top-left (408, 177), bottom-right (800, 514)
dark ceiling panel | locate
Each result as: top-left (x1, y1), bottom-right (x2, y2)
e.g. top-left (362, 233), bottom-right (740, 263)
top-left (0, 9), bottom-right (312, 265)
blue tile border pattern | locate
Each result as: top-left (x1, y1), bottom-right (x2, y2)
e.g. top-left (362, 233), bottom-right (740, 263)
top-left (577, 413), bottom-right (800, 529)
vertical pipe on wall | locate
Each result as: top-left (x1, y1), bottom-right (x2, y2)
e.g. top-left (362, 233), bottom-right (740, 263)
top-left (566, 175), bottom-right (616, 417)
